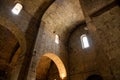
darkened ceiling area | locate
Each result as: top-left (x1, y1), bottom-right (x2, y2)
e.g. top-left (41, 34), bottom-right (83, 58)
top-left (0, 0), bottom-right (120, 80)
top-left (0, 0), bottom-right (109, 72)
top-left (0, 25), bottom-right (17, 63)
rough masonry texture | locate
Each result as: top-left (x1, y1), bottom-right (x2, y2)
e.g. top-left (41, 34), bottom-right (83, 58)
top-left (0, 0), bottom-right (120, 80)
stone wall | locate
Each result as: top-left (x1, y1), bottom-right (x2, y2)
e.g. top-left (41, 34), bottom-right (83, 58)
top-left (47, 61), bottom-right (60, 80)
top-left (81, 1), bottom-right (120, 79)
top-left (0, 0), bottom-right (54, 80)
top-left (27, 0), bottom-right (84, 80)
top-left (0, 0), bottom-right (120, 80)
top-left (92, 5), bottom-right (120, 80)
top-left (68, 24), bottom-right (98, 80)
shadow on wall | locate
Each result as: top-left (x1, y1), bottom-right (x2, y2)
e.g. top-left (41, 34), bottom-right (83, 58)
top-left (36, 53), bottom-right (67, 80)
top-left (86, 74), bottom-right (103, 80)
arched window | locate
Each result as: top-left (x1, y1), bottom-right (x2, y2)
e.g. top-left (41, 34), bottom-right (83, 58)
top-left (80, 34), bottom-right (90, 49)
top-left (12, 3), bottom-right (23, 15)
top-left (55, 34), bottom-right (59, 44)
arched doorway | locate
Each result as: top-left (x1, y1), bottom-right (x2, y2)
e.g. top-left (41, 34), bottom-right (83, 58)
top-left (87, 74), bottom-right (103, 80)
top-left (36, 53), bottom-right (67, 80)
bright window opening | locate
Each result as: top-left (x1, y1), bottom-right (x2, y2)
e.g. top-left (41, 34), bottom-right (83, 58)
top-left (81, 34), bottom-right (90, 49)
top-left (55, 34), bottom-right (59, 44)
top-left (12, 3), bottom-right (23, 15)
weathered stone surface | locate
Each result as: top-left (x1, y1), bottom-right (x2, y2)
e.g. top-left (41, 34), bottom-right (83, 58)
top-left (68, 24), bottom-right (98, 80)
top-left (92, 6), bottom-right (120, 80)
top-left (0, 0), bottom-right (120, 80)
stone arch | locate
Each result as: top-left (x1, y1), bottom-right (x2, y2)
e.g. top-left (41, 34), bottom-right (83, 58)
top-left (0, 17), bottom-right (27, 66)
top-left (36, 53), bottom-right (67, 80)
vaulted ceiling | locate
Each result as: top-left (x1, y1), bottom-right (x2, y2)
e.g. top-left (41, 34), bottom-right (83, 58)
top-left (0, 0), bottom-right (119, 80)
top-left (0, 0), bottom-right (85, 79)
